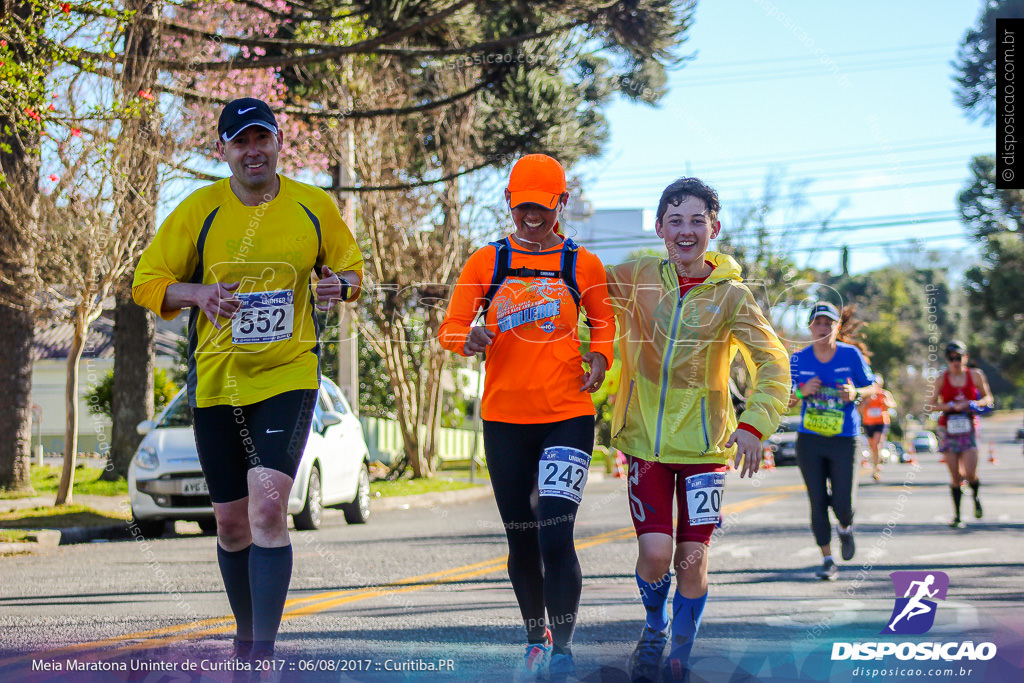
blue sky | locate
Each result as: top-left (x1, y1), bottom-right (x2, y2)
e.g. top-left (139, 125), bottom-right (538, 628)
top-left (574, 0), bottom-right (991, 275)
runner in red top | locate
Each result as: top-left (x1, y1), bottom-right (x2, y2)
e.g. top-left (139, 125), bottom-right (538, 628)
top-left (926, 341), bottom-right (993, 528)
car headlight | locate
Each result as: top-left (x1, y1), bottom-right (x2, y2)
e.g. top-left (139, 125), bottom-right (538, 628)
top-left (135, 446), bottom-right (159, 470)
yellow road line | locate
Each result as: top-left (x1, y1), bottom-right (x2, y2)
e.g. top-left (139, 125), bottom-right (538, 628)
top-left (1, 488), bottom-right (796, 666)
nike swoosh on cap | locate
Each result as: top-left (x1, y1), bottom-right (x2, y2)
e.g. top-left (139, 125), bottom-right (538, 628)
top-left (238, 106), bottom-right (256, 114)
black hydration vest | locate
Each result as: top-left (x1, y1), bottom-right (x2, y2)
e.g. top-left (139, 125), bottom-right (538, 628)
top-left (479, 237), bottom-right (582, 319)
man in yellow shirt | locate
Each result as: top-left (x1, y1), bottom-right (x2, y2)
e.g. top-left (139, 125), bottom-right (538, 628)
top-left (133, 98), bottom-right (362, 661)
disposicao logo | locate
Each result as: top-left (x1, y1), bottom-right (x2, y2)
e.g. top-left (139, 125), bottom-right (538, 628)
top-left (831, 570), bottom-right (997, 662)
top-left (883, 570), bottom-right (949, 635)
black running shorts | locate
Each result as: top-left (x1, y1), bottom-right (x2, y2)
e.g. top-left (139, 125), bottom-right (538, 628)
top-left (192, 389), bottom-right (317, 503)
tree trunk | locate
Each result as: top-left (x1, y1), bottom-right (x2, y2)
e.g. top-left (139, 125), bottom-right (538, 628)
top-left (0, 295), bottom-right (33, 491)
top-left (106, 0), bottom-right (158, 481)
top-left (55, 311), bottom-right (88, 506)
top-left (0, 0), bottom-right (41, 492)
top-left (107, 295), bottom-right (153, 479)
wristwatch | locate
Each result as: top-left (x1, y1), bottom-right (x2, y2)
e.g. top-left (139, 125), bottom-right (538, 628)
top-left (339, 279), bottom-right (351, 302)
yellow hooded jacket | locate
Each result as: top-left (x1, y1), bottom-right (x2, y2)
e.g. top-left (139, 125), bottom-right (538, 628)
top-left (606, 253), bottom-right (790, 464)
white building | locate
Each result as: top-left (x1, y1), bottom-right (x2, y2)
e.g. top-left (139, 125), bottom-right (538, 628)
top-left (561, 193), bottom-right (662, 266)
top-left (31, 314), bottom-right (181, 455)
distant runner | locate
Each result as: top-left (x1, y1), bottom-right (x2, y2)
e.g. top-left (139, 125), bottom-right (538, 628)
top-left (859, 374), bottom-right (896, 481)
top-left (790, 303), bottom-right (877, 581)
top-left (439, 154), bottom-right (616, 683)
top-left (927, 341), bottom-right (993, 528)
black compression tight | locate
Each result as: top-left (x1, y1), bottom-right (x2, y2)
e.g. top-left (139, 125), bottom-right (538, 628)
top-left (482, 415), bottom-right (594, 654)
top-left (796, 432), bottom-right (857, 548)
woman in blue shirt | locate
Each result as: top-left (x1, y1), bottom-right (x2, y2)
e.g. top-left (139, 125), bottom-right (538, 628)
top-left (789, 302), bottom-right (877, 581)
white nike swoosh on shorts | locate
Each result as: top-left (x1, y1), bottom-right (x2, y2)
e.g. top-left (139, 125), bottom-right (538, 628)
top-left (238, 107), bottom-right (256, 114)
top-left (266, 429), bottom-right (283, 434)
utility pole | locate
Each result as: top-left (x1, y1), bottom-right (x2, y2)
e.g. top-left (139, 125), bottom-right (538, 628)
top-left (336, 62), bottom-right (359, 413)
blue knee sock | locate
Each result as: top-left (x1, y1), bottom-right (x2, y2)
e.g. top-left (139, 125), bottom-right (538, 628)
top-left (669, 590), bottom-right (707, 664)
top-left (636, 571), bottom-right (672, 632)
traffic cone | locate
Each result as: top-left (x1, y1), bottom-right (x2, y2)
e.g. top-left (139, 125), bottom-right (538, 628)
top-left (988, 442), bottom-right (999, 465)
top-left (613, 451), bottom-right (627, 478)
top-left (762, 446), bottom-right (775, 471)
top-left (905, 442), bottom-right (919, 466)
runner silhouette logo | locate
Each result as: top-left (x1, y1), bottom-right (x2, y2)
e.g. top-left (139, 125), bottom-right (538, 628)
top-left (882, 570), bottom-right (949, 635)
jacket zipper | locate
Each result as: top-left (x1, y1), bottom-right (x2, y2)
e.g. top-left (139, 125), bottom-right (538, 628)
top-left (700, 396), bottom-right (711, 453)
top-left (654, 284), bottom-right (696, 458)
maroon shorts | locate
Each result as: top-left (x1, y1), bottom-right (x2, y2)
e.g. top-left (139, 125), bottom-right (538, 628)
top-left (626, 455), bottom-right (727, 545)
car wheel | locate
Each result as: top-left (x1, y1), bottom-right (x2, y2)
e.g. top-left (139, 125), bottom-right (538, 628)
top-left (342, 464), bottom-right (371, 525)
top-left (197, 518), bottom-right (217, 536)
top-left (131, 516), bottom-right (166, 539)
top-left (293, 465), bottom-right (323, 531)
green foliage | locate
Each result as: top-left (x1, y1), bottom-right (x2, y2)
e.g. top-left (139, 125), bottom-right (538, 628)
top-left (955, 156), bottom-right (1024, 400)
top-left (0, 0), bottom-right (99, 186)
top-left (591, 357), bottom-right (622, 449)
top-left (0, 464), bottom-right (128, 500)
top-left (954, 0), bottom-right (1024, 124)
top-left (830, 266), bottom-right (966, 421)
top-left (369, 476), bottom-right (478, 498)
top-left (958, 155), bottom-right (1024, 237)
top-left (965, 233), bottom-right (1024, 394)
top-left (316, 308), bottom-right (397, 419)
top-left (953, 2), bottom-right (1024, 403)
top-left (84, 368), bottom-right (177, 421)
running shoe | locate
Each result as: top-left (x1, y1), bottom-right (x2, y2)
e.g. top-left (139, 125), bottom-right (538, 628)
top-left (815, 557), bottom-right (838, 581)
top-left (628, 626), bottom-right (668, 682)
top-left (660, 656), bottom-right (690, 682)
top-left (548, 652), bottom-right (576, 683)
top-left (949, 516), bottom-right (965, 529)
top-left (521, 628), bottom-right (552, 681)
top-left (974, 497), bottom-right (984, 519)
top-left (872, 469), bottom-right (881, 482)
top-left (231, 638), bottom-right (253, 661)
top-left (837, 526), bottom-right (856, 561)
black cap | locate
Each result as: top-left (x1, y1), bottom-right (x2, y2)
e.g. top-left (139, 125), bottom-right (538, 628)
top-left (218, 98), bottom-right (278, 142)
top-left (807, 301), bottom-right (840, 325)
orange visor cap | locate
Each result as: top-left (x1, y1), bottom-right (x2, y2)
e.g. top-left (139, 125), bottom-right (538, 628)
top-left (507, 154), bottom-right (567, 209)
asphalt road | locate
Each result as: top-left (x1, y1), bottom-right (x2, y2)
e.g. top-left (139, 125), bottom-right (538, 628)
top-left (1, 413), bottom-right (1022, 683)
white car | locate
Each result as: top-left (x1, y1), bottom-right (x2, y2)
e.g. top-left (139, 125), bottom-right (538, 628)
top-left (128, 377), bottom-right (372, 537)
top-left (911, 431), bottom-right (939, 453)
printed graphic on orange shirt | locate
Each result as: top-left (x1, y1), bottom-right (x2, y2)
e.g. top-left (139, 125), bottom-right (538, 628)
top-left (492, 277), bottom-right (570, 335)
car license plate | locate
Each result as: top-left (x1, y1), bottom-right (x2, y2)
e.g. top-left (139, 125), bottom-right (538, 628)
top-left (181, 478), bottom-right (209, 495)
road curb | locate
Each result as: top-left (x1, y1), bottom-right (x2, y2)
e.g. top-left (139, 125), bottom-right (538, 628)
top-left (2, 471), bottom-right (613, 554)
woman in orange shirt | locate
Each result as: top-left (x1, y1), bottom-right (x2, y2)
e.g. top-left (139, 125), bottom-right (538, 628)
top-left (859, 375), bottom-right (896, 481)
top-left (439, 154), bottom-right (615, 683)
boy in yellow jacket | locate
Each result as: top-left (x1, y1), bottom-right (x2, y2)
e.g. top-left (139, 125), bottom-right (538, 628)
top-left (606, 177), bottom-right (790, 682)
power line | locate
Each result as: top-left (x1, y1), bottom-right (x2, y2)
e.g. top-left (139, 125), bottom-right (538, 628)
top-left (590, 156), bottom-right (981, 198)
top-left (583, 212), bottom-right (962, 247)
top-left (584, 137), bottom-right (989, 184)
top-left (787, 233), bottom-right (970, 253)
